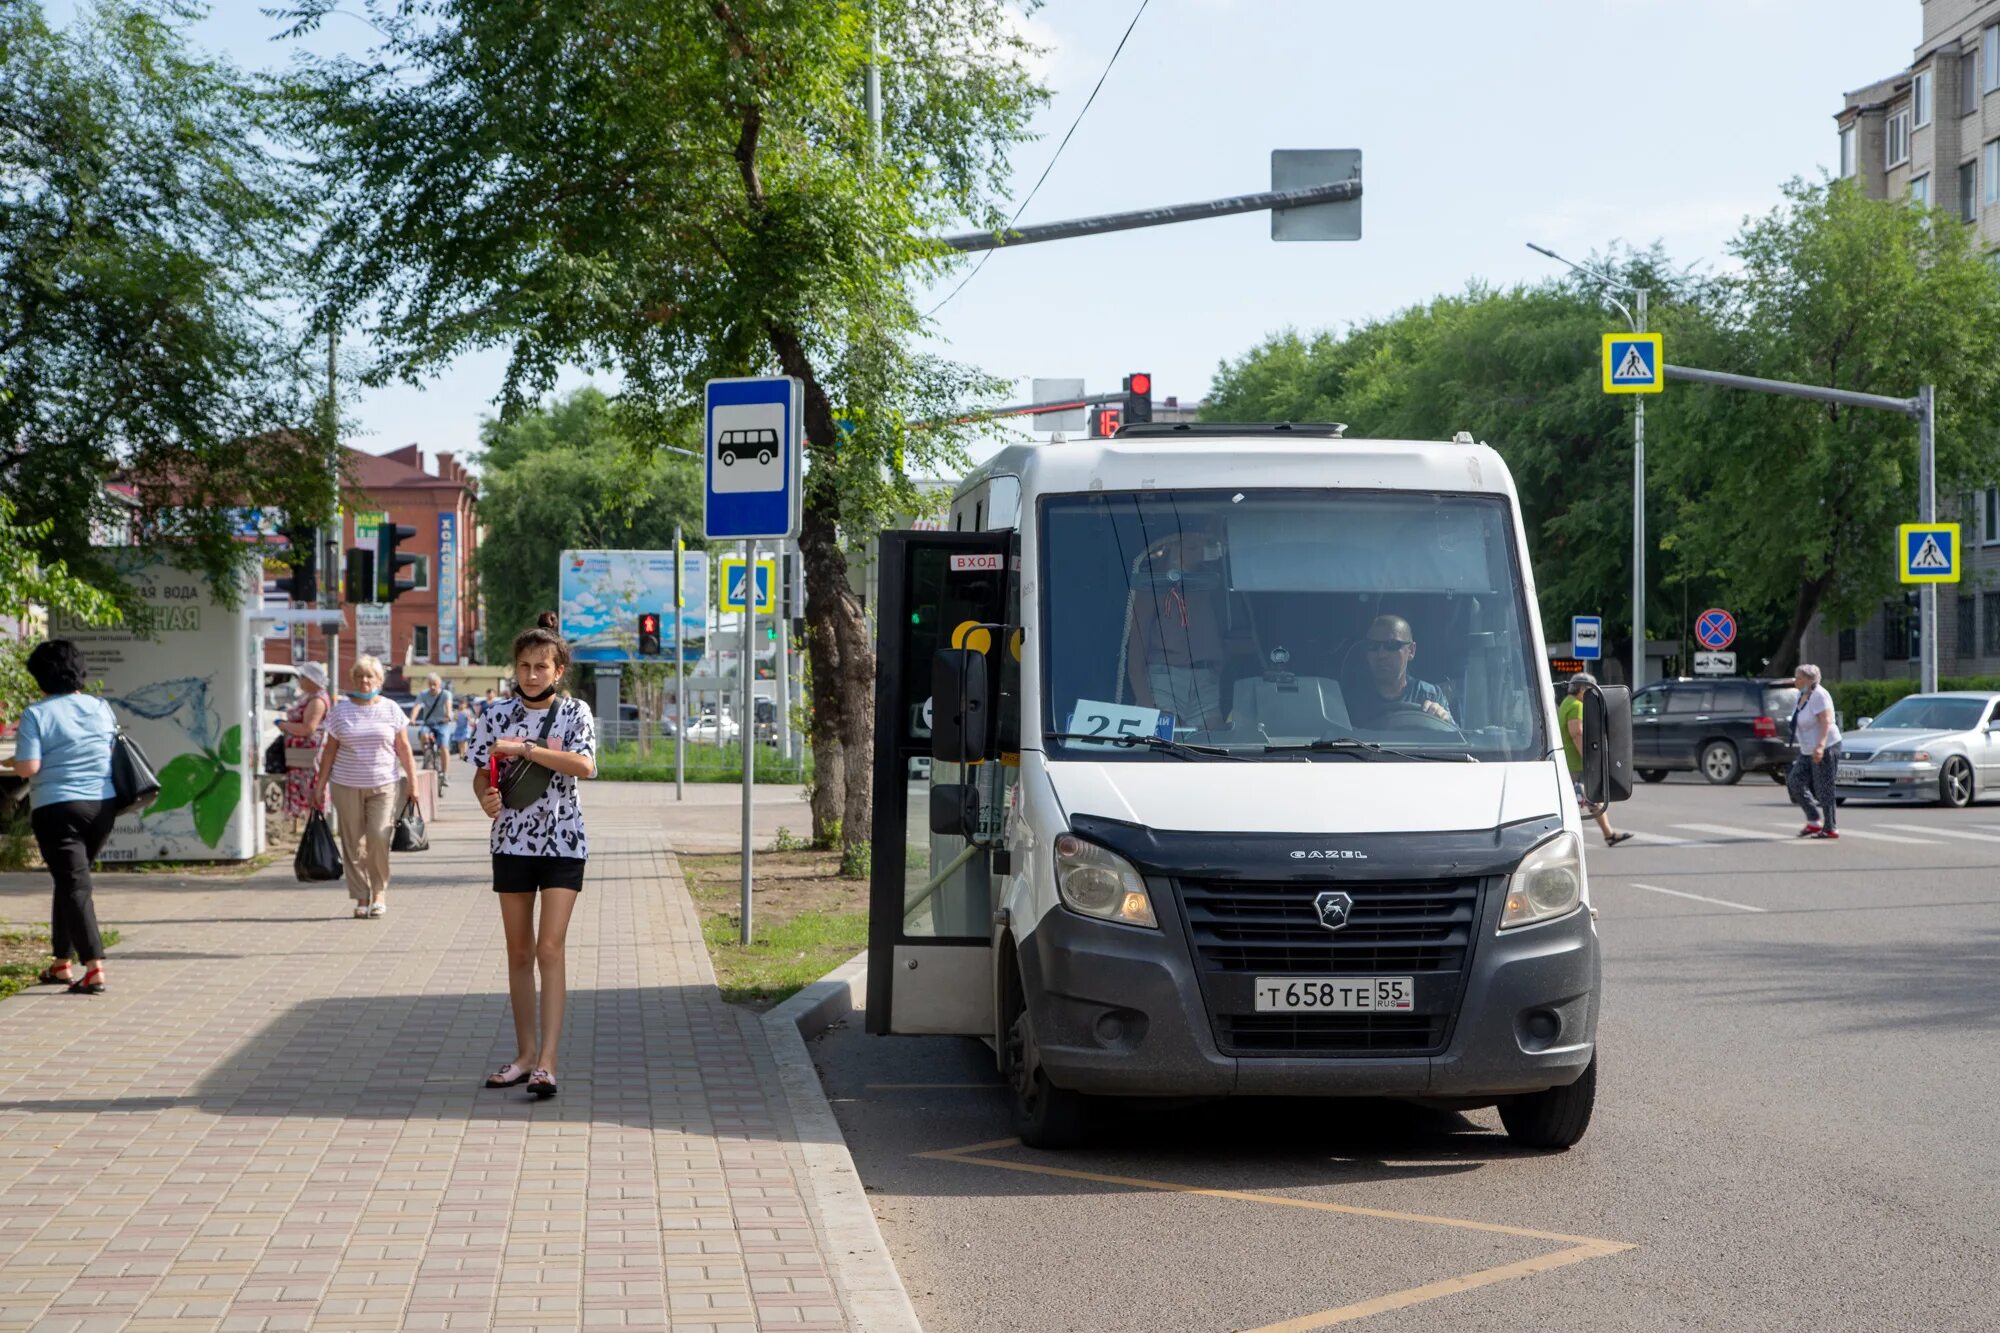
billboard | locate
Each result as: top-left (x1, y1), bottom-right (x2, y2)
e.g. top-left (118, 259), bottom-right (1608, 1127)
top-left (56, 553), bottom-right (259, 861)
top-left (437, 511), bottom-right (459, 664)
top-left (559, 549), bottom-right (707, 664)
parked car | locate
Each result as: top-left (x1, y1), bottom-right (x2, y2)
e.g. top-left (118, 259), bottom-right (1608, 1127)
top-left (685, 711), bottom-right (740, 744)
top-left (1833, 690), bottom-right (2000, 807)
top-left (1630, 676), bottom-right (1799, 785)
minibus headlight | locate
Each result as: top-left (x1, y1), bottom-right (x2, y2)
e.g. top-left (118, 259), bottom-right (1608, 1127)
top-left (1053, 834), bottom-right (1158, 928)
top-left (1501, 831), bottom-right (1583, 931)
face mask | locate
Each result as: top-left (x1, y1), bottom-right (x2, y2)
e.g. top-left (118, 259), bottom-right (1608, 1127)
top-left (345, 689), bottom-right (379, 703)
top-left (517, 682), bottom-right (558, 704)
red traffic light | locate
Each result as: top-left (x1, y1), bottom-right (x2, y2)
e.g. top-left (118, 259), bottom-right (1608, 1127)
top-left (639, 613), bottom-right (659, 631)
top-left (1127, 372), bottom-right (1151, 396)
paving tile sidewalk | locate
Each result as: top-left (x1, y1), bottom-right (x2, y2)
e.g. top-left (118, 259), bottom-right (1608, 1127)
top-left (0, 781), bottom-right (868, 1332)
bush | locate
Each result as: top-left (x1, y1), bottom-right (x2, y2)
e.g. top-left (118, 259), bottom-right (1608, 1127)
top-left (1826, 675), bottom-right (2000, 726)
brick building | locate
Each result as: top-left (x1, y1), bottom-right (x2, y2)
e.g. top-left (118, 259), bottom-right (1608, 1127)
top-left (1806, 0), bottom-right (2000, 681)
top-left (271, 445), bottom-right (482, 686)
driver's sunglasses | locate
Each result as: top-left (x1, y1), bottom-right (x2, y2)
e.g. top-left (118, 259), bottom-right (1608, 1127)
top-left (1364, 639), bottom-right (1412, 653)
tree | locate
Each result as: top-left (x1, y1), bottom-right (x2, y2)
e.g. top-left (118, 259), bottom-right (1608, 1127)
top-left (474, 388), bottom-right (701, 649)
top-left (0, 0), bottom-right (326, 603)
top-left (0, 491), bottom-right (121, 724)
top-left (1659, 179), bottom-right (2000, 671)
top-left (1203, 254), bottom-right (1727, 665)
top-left (285, 0), bottom-right (1041, 869)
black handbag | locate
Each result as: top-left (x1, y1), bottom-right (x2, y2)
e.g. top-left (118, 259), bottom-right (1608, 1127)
top-left (391, 797), bottom-right (428, 852)
top-left (109, 728), bottom-right (162, 815)
top-left (294, 810), bottom-right (343, 881)
top-left (498, 704), bottom-right (562, 811)
top-left (263, 735), bottom-right (287, 775)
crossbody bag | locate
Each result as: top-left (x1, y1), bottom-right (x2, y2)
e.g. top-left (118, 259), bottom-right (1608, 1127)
top-left (497, 702), bottom-right (562, 811)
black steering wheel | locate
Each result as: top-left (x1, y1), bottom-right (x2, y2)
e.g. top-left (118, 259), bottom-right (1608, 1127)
top-left (1369, 700), bottom-right (1461, 733)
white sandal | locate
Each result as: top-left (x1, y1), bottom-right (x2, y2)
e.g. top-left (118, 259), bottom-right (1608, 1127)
top-left (353, 904), bottom-right (370, 918)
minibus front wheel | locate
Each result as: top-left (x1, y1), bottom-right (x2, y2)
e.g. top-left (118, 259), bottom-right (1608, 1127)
top-left (1005, 984), bottom-right (1090, 1149)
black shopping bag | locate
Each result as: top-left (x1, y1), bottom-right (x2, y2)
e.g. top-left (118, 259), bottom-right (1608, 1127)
top-left (295, 811), bottom-right (343, 882)
top-left (391, 798), bottom-right (428, 853)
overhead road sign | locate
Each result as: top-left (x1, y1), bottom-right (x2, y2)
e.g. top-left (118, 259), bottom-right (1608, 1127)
top-left (1571, 615), bottom-right (1603, 661)
top-left (1695, 608), bottom-right (1737, 651)
top-left (719, 556), bottom-right (778, 614)
top-left (704, 376), bottom-right (802, 541)
top-left (1899, 522), bottom-right (1960, 583)
top-left (1603, 333), bottom-right (1664, 394)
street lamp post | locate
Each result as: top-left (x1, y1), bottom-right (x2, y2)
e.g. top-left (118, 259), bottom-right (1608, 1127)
top-left (1529, 243), bottom-right (1649, 691)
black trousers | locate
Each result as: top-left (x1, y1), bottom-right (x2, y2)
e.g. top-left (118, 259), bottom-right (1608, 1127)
top-left (31, 799), bottom-right (118, 963)
top-left (1787, 746), bottom-right (1841, 830)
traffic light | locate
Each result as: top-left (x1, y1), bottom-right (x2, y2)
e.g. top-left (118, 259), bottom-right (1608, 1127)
top-left (376, 522), bottom-right (419, 602)
top-left (345, 547), bottom-right (375, 604)
top-left (276, 525), bottom-right (317, 603)
top-left (638, 612), bottom-right (662, 657)
top-left (1123, 371), bottom-right (1153, 425)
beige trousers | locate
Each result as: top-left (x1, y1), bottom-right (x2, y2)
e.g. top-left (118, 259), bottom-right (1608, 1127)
top-left (330, 780), bottom-right (401, 904)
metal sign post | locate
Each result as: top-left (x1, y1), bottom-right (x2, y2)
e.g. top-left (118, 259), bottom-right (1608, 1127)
top-left (704, 376), bottom-right (802, 949)
top-left (674, 526), bottom-right (686, 801)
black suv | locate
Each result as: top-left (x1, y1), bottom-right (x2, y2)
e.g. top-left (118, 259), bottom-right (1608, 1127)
top-left (1630, 677), bottom-right (1799, 785)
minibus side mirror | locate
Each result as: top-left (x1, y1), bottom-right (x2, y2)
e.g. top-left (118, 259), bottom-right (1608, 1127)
top-left (1582, 684), bottom-right (1635, 806)
top-left (929, 783), bottom-right (981, 841)
top-left (931, 648), bottom-right (990, 764)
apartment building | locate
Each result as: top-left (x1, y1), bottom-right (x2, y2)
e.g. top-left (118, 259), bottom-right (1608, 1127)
top-left (1807, 1), bottom-right (2000, 681)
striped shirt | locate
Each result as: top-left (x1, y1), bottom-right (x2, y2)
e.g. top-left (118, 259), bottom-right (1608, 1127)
top-left (326, 698), bottom-right (408, 788)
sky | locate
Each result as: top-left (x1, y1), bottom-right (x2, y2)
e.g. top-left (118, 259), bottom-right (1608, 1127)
top-left (112, 0), bottom-right (1918, 466)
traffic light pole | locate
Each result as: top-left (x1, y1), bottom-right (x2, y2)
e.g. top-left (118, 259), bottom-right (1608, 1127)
top-left (1662, 364), bottom-right (1937, 690)
top-left (936, 179), bottom-right (1362, 253)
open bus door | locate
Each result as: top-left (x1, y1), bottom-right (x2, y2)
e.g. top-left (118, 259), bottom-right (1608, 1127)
top-left (867, 530), bottom-right (1012, 1035)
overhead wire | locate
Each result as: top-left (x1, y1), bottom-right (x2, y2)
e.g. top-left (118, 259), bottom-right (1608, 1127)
top-left (927, 0), bottom-right (1153, 317)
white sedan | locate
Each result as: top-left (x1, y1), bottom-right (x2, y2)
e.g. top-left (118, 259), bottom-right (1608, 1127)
top-left (685, 713), bottom-right (740, 744)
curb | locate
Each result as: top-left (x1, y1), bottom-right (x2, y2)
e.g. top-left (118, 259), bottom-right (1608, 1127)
top-left (763, 954), bottom-right (921, 1333)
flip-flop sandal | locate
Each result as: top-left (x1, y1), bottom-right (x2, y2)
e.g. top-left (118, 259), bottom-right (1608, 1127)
top-left (527, 1069), bottom-right (558, 1099)
top-left (484, 1062), bottom-right (530, 1088)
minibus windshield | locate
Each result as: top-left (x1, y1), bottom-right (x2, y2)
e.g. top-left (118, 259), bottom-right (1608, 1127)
top-left (1039, 489), bottom-right (1547, 761)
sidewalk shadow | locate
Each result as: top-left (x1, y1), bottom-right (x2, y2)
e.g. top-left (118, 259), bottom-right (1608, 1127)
top-left (0, 985), bottom-right (841, 1145)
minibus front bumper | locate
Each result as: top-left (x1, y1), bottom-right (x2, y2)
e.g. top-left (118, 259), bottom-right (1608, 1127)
top-left (1018, 819), bottom-right (1598, 1099)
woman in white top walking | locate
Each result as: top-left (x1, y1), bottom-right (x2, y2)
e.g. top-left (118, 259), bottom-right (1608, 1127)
top-left (312, 655), bottom-right (418, 916)
top-left (1787, 663), bottom-right (1843, 840)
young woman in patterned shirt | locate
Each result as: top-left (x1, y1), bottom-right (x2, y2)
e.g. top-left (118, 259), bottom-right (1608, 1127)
top-left (470, 613), bottom-right (597, 1099)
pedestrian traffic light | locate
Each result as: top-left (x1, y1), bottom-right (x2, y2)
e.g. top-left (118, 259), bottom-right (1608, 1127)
top-left (276, 525), bottom-right (317, 603)
top-left (638, 612), bottom-right (662, 657)
top-left (1123, 371), bottom-right (1153, 425)
top-left (345, 547), bottom-right (375, 604)
top-left (376, 522), bottom-right (419, 602)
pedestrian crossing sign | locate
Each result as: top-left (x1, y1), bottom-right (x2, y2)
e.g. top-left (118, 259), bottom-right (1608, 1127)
top-left (718, 555), bottom-right (779, 612)
top-left (1898, 522), bottom-right (1960, 583)
top-left (1602, 333), bottom-right (1664, 394)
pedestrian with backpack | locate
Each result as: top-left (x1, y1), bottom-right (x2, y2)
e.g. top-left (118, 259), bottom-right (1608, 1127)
top-left (470, 613), bottom-right (596, 1099)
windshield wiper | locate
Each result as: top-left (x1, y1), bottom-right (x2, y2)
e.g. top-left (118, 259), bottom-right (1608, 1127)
top-left (1261, 736), bottom-right (1476, 763)
top-left (1044, 732), bottom-right (1251, 761)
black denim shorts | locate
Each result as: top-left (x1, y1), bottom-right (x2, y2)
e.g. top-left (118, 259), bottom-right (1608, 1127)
top-left (492, 854), bottom-right (587, 893)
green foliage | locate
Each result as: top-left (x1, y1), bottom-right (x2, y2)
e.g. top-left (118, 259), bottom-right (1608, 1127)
top-left (1205, 182), bottom-right (2000, 672)
top-left (1203, 250), bottom-right (1723, 654)
top-left (1662, 179), bottom-right (2000, 664)
top-left (594, 741), bottom-right (809, 785)
top-left (0, 1), bottom-right (326, 604)
top-left (1826, 675), bottom-right (2000, 725)
top-left (0, 491), bottom-right (122, 724)
top-left (772, 825), bottom-right (808, 852)
top-left (473, 387), bottom-right (701, 644)
top-left (284, 0), bottom-right (1042, 537)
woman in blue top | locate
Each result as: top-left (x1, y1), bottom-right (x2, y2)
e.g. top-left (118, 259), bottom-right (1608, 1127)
top-left (0, 641), bottom-right (118, 994)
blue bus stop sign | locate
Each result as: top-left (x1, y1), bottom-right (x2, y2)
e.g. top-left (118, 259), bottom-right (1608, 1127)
top-left (704, 376), bottom-right (802, 541)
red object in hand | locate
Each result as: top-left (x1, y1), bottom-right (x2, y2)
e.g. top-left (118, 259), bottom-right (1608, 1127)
top-left (488, 753), bottom-right (501, 790)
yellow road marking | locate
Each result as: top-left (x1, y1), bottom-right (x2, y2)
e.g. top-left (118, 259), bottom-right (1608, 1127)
top-left (916, 1137), bottom-right (1635, 1326)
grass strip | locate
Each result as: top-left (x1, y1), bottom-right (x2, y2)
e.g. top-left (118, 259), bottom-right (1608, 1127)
top-left (679, 847), bottom-right (865, 1010)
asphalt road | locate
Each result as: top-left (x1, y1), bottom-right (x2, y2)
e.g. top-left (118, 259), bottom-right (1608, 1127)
top-left (812, 775), bottom-right (2000, 1332)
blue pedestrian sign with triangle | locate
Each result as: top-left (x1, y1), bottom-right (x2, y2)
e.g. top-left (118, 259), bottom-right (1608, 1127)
top-left (1898, 522), bottom-right (1960, 584)
top-left (1602, 333), bottom-right (1663, 394)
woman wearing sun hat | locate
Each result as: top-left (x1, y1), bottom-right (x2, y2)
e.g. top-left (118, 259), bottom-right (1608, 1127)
top-left (278, 661), bottom-right (331, 827)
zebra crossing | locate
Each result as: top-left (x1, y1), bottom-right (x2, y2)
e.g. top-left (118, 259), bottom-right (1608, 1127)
top-left (1609, 819), bottom-right (2000, 848)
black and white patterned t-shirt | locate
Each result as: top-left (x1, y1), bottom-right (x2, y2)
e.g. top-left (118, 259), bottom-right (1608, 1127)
top-left (468, 696), bottom-right (596, 858)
